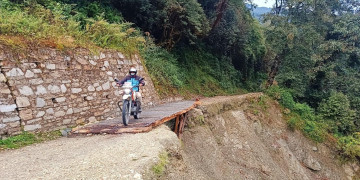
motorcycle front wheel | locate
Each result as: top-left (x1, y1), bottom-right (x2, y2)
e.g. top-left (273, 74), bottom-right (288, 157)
top-left (122, 100), bottom-right (130, 126)
top-left (117, 101), bottom-right (122, 111)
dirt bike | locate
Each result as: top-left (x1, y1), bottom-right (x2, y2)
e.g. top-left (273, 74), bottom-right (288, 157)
top-left (114, 78), bottom-right (143, 126)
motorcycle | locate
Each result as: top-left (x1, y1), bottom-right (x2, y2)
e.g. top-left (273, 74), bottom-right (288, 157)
top-left (114, 78), bottom-right (143, 126)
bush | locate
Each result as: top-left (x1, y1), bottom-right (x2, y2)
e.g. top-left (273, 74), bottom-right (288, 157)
top-left (293, 102), bottom-right (316, 121)
top-left (288, 115), bottom-right (303, 130)
top-left (85, 19), bottom-right (145, 54)
top-left (265, 85), bottom-right (282, 99)
top-left (265, 86), bottom-right (297, 110)
top-left (318, 91), bottom-right (356, 135)
top-left (266, 86), bottom-right (327, 142)
top-left (267, 86), bottom-right (318, 122)
top-left (302, 120), bottom-right (326, 142)
top-left (141, 41), bottom-right (184, 97)
top-left (280, 91), bottom-right (296, 110)
top-left (0, 0), bottom-right (144, 54)
top-left (338, 134), bottom-right (360, 160)
top-left (286, 113), bottom-right (326, 143)
top-left (175, 47), bottom-right (241, 96)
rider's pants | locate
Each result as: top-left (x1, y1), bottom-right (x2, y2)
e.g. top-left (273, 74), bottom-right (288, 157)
top-left (135, 92), bottom-right (142, 103)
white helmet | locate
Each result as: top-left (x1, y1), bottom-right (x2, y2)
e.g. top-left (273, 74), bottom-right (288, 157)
top-left (129, 67), bottom-right (137, 76)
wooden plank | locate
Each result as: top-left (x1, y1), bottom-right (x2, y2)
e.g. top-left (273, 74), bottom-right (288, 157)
top-left (71, 100), bottom-right (201, 135)
top-left (150, 100), bottom-right (200, 127)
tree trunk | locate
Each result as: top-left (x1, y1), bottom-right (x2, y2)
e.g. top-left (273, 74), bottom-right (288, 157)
top-left (211, 0), bottom-right (228, 30)
top-left (266, 55), bottom-right (280, 88)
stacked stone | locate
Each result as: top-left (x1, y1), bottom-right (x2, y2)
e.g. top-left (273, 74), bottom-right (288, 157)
top-left (0, 48), bottom-right (22, 137)
top-left (0, 46), bottom-right (160, 136)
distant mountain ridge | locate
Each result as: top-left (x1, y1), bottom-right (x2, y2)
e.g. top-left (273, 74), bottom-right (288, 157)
top-left (246, 4), bottom-right (272, 20)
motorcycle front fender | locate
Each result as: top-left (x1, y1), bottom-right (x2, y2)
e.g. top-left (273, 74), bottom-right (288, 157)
top-left (123, 94), bottom-right (131, 100)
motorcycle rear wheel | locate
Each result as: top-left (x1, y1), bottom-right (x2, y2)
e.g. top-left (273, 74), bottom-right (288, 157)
top-left (122, 100), bottom-right (130, 126)
top-left (134, 100), bottom-right (141, 119)
top-left (134, 112), bottom-right (140, 119)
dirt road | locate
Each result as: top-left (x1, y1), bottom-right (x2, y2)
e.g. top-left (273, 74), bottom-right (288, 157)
top-left (0, 125), bottom-right (179, 180)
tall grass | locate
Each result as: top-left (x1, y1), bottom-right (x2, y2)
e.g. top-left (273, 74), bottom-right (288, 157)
top-left (142, 42), bottom-right (245, 98)
top-left (0, 0), bottom-right (144, 54)
top-left (0, 131), bottom-right (61, 150)
top-left (175, 47), bottom-right (242, 96)
top-left (141, 41), bottom-right (184, 97)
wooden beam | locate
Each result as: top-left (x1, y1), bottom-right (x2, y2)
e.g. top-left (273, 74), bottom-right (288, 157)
top-left (179, 114), bottom-right (187, 139)
top-left (174, 115), bottom-right (180, 135)
top-left (178, 114), bottom-right (186, 139)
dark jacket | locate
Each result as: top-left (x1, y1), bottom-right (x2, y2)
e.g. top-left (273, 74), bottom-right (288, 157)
top-left (118, 75), bottom-right (145, 92)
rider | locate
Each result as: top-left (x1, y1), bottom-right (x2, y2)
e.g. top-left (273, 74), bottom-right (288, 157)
top-left (117, 66), bottom-right (145, 109)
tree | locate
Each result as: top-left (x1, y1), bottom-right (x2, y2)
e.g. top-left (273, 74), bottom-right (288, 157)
top-left (318, 92), bottom-right (356, 135)
top-left (110, 0), bottom-right (209, 49)
top-left (200, 0), bottom-right (266, 82)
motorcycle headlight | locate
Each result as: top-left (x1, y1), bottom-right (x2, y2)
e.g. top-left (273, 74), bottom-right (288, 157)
top-left (124, 89), bottom-right (131, 94)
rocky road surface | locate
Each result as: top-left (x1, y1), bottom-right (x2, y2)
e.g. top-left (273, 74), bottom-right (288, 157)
top-left (0, 125), bottom-right (179, 180)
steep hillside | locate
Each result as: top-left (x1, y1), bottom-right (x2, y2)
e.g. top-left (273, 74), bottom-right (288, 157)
top-left (159, 94), bottom-right (360, 180)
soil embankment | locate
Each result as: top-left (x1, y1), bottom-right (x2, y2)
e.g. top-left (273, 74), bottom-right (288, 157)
top-left (161, 93), bottom-right (359, 180)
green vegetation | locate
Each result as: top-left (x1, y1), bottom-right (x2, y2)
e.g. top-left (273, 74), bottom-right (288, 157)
top-left (0, 0), bottom-right (144, 54)
top-left (266, 85), bottom-right (359, 159)
top-left (1, 0), bottom-right (359, 161)
top-left (175, 46), bottom-right (242, 96)
top-left (141, 41), bottom-right (184, 97)
top-left (1, 0), bottom-right (264, 98)
top-left (0, 132), bottom-right (36, 149)
top-left (257, 95), bottom-right (269, 110)
top-left (262, 0), bottom-right (360, 160)
top-left (338, 134), bottom-right (360, 160)
top-left (0, 131), bottom-right (62, 150)
top-left (132, 0), bottom-right (266, 97)
top-left (266, 86), bottom-right (327, 142)
top-left (151, 152), bottom-right (169, 177)
top-left (318, 92), bottom-right (356, 136)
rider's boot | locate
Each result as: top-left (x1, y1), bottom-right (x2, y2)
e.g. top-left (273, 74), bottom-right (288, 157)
top-left (137, 101), bottom-right (142, 112)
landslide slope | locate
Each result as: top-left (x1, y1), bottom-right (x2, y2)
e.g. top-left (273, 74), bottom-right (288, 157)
top-left (161, 93), bottom-right (359, 180)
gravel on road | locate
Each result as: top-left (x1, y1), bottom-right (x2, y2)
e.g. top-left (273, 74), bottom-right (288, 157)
top-left (0, 125), bottom-right (179, 180)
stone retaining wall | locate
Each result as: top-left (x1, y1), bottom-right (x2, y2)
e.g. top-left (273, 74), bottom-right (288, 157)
top-left (0, 45), bottom-right (160, 137)
top-left (0, 71), bottom-right (20, 136)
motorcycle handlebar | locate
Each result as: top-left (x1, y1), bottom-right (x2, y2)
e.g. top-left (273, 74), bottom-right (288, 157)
top-left (114, 78), bottom-right (144, 88)
top-left (114, 78), bottom-right (144, 83)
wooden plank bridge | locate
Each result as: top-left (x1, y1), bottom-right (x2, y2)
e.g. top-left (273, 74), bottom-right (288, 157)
top-left (71, 100), bottom-right (200, 138)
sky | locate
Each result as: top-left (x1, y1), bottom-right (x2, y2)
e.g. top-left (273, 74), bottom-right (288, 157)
top-left (252, 0), bottom-right (276, 8)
